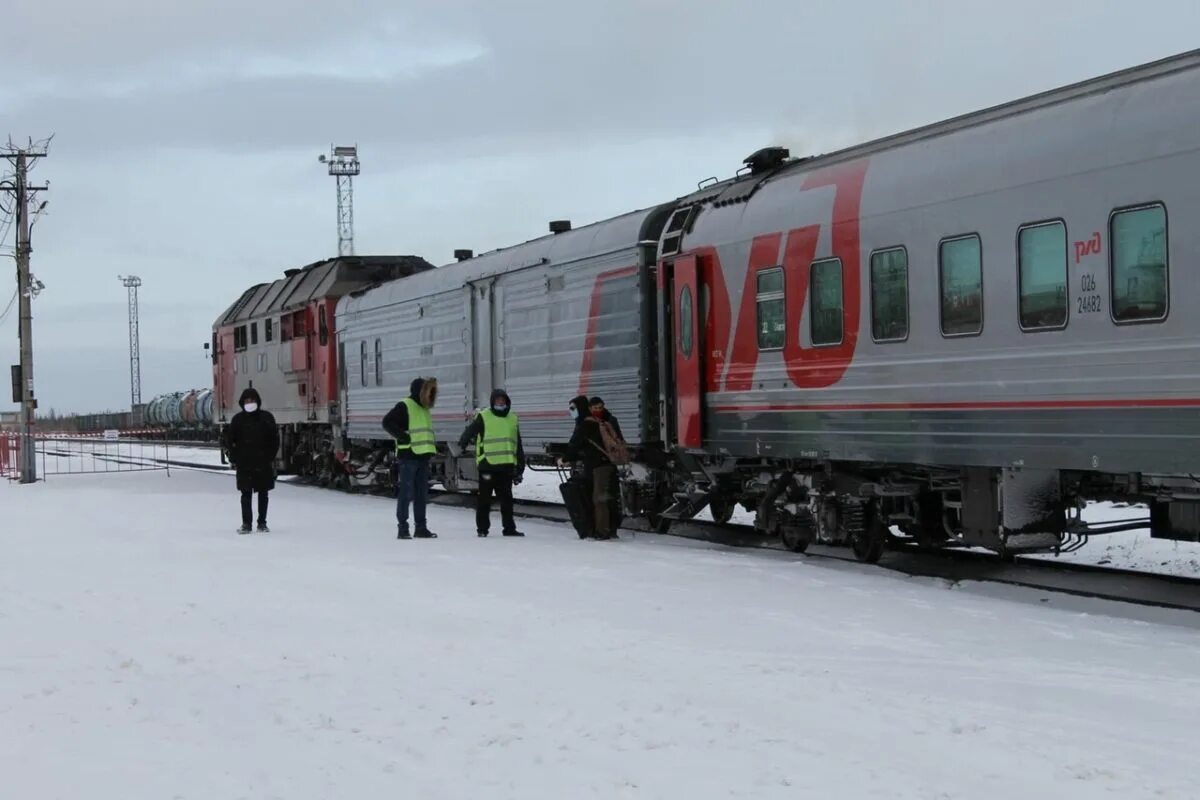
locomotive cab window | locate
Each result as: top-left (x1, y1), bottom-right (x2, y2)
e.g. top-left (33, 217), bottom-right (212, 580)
top-left (870, 248), bottom-right (909, 342)
top-left (1110, 204), bottom-right (1168, 323)
top-left (755, 268), bottom-right (785, 350)
top-left (1018, 220), bottom-right (1068, 330)
top-left (265, 318), bottom-right (273, 342)
top-left (939, 234), bottom-right (983, 336)
top-left (250, 322), bottom-right (258, 346)
top-left (319, 307), bottom-right (329, 346)
top-left (810, 258), bottom-right (844, 346)
top-left (679, 285), bottom-right (694, 358)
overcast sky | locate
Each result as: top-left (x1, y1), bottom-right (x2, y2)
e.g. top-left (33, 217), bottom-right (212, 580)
top-left (2, 0), bottom-right (1199, 414)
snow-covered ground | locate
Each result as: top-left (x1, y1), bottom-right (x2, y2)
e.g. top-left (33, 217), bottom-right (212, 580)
top-left (3, 470), bottom-right (1200, 798)
top-left (26, 438), bottom-right (1200, 578)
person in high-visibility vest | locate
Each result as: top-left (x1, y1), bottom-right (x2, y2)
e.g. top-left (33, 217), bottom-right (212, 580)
top-left (457, 388), bottom-right (526, 537)
top-left (382, 376), bottom-right (439, 539)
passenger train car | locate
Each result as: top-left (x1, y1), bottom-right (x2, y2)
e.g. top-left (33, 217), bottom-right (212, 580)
top-left (215, 49), bottom-right (1200, 559)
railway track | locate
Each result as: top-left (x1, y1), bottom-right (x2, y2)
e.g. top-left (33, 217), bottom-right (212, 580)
top-left (45, 445), bottom-right (1200, 614)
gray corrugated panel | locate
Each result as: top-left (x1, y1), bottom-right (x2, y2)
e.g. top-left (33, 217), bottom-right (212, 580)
top-left (339, 208), bottom-right (654, 449)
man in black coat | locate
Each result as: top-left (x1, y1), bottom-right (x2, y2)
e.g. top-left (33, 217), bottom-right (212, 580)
top-left (221, 387), bottom-right (280, 534)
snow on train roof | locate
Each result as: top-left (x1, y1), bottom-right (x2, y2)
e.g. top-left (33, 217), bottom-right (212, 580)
top-left (339, 205), bottom-right (667, 316)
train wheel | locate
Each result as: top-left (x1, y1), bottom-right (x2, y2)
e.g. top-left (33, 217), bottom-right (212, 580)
top-left (780, 508), bottom-right (815, 553)
top-left (851, 504), bottom-right (887, 563)
top-left (709, 494), bottom-right (735, 525)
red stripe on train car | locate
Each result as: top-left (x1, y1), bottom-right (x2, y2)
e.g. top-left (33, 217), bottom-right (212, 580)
top-left (710, 398), bottom-right (1200, 413)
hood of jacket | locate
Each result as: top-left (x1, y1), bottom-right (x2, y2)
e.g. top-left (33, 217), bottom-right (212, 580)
top-left (489, 388), bottom-right (512, 417)
top-left (569, 394), bottom-right (589, 424)
top-left (238, 387), bottom-right (263, 409)
top-left (410, 377), bottom-right (438, 408)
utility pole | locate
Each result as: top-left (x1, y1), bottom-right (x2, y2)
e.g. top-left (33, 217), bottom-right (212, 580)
top-left (118, 275), bottom-right (142, 413)
top-left (317, 145), bottom-right (360, 257)
top-left (2, 137), bottom-right (50, 484)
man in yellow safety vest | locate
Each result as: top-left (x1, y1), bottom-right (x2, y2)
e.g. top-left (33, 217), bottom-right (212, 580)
top-left (457, 388), bottom-right (526, 537)
top-left (382, 376), bottom-right (439, 539)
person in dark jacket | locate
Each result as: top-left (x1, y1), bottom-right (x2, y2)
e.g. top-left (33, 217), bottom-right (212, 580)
top-left (562, 393), bottom-right (618, 539)
top-left (457, 388), bottom-right (526, 537)
top-left (588, 396), bottom-right (622, 440)
top-left (221, 387), bottom-right (280, 534)
top-left (382, 376), bottom-right (439, 539)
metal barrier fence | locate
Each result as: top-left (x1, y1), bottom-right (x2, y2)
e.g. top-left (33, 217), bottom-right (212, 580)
top-left (0, 433), bottom-right (20, 480)
top-left (4, 429), bottom-right (173, 480)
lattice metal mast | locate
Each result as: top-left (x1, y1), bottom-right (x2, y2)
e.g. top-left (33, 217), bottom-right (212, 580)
top-left (118, 275), bottom-right (142, 408)
top-left (318, 145), bottom-right (360, 257)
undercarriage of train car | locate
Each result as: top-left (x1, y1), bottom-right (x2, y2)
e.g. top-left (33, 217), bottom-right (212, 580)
top-left (620, 451), bottom-right (1196, 562)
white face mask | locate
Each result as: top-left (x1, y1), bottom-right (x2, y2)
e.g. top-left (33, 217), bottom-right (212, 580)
top-left (570, 406), bottom-right (580, 419)
top-left (243, 402), bottom-right (259, 413)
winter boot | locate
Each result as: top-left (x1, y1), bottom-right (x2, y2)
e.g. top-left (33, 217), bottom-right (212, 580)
top-left (397, 527), bottom-right (412, 540)
top-left (238, 524), bottom-right (252, 534)
top-left (414, 529), bottom-right (438, 538)
top-left (257, 522), bottom-right (270, 533)
top-left (502, 529), bottom-right (525, 537)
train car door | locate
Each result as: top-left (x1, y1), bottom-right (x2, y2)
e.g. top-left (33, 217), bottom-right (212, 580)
top-left (468, 280), bottom-right (496, 410)
top-left (673, 255), bottom-right (703, 448)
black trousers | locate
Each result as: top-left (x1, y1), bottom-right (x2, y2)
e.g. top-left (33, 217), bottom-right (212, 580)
top-left (240, 490), bottom-right (269, 526)
top-left (476, 470), bottom-right (516, 534)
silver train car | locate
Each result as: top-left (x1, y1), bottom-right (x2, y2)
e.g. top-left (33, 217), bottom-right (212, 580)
top-left (326, 50), bottom-right (1200, 558)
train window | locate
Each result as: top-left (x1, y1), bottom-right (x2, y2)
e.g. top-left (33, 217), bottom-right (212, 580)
top-left (1017, 221), bottom-right (1068, 330)
top-left (810, 258), bottom-right (844, 346)
top-left (755, 268), bottom-right (785, 350)
top-left (374, 338), bottom-right (383, 386)
top-left (679, 286), bottom-right (694, 358)
top-left (281, 315), bottom-right (293, 342)
top-left (870, 248), bottom-right (908, 342)
top-left (1110, 204), bottom-right (1168, 323)
top-left (250, 322), bottom-right (258, 346)
top-left (265, 319), bottom-right (273, 343)
top-left (293, 311), bottom-right (307, 337)
top-left (319, 307), bottom-right (329, 346)
top-left (360, 341), bottom-right (367, 387)
top-left (939, 234), bottom-right (983, 336)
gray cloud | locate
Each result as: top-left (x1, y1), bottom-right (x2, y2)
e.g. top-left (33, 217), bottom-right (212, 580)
top-left (2, 0), bottom-right (1200, 412)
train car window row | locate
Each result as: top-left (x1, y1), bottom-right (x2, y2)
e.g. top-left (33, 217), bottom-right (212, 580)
top-left (756, 268), bottom-right (785, 350)
top-left (855, 204), bottom-right (1170, 346)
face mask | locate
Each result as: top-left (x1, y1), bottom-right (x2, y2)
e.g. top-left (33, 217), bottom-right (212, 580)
top-left (591, 408), bottom-right (604, 418)
top-left (243, 402), bottom-right (258, 413)
top-left (492, 403), bottom-right (508, 413)
top-left (570, 406), bottom-right (580, 419)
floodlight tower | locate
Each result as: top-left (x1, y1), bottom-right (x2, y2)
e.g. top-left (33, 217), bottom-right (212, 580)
top-left (317, 144), bottom-right (360, 257)
top-left (118, 275), bottom-right (142, 410)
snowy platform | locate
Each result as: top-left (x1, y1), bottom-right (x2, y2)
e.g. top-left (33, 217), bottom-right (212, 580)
top-left (4, 470), bottom-right (1200, 798)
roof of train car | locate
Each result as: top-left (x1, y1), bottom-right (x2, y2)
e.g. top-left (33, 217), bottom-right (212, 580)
top-left (339, 204), bottom-right (675, 316)
top-left (214, 255), bottom-right (434, 327)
